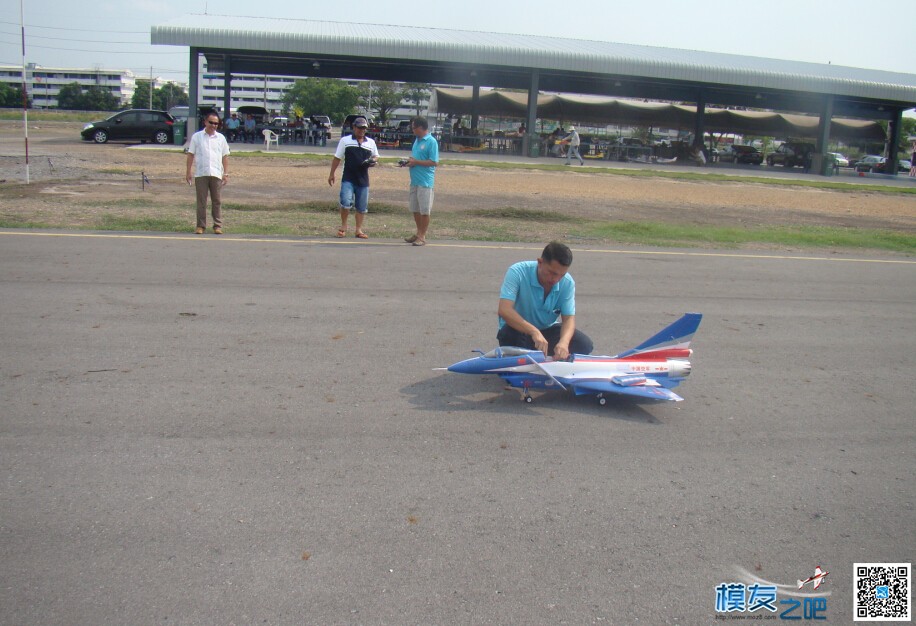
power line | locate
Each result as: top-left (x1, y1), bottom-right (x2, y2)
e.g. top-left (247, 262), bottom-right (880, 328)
top-left (0, 39), bottom-right (185, 54)
top-left (0, 19), bottom-right (148, 34)
top-left (0, 28), bottom-right (148, 44)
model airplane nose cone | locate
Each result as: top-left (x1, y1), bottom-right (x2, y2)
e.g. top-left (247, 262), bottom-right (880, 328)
top-left (447, 357), bottom-right (488, 374)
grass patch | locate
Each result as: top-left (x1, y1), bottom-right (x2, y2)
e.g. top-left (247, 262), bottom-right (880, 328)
top-left (95, 215), bottom-right (190, 232)
top-left (467, 207), bottom-right (573, 222)
top-left (583, 222), bottom-right (916, 253)
top-left (454, 160), bottom-right (916, 195)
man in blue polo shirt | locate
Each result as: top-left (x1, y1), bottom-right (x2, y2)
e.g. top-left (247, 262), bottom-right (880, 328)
top-left (403, 116), bottom-right (439, 246)
top-left (497, 241), bottom-right (593, 360)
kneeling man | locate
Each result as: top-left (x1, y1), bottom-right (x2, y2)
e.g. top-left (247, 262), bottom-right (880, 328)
top-left (497, 241), bottom-right (594, 360)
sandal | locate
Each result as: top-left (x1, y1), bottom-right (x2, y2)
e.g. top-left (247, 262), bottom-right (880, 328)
top-left (412, 239), bottom-right (426, 246)
top-left (336, 228), bottom-right (346, 238)
top-left (404, 234), bottom-right (418, 243)
top-left (355, 232), bottom-right (368, 239)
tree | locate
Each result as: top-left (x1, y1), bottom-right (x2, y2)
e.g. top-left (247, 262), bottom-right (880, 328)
top-left (281, 78), bottom-right (359, 124)
top-left (0, 82), bottom-right (27, 108)
top-left (56, 82), bottom-right (86, 110)
top-left (401, 83), bottom-right (431, 116)
top-left (82, 85), bottom-right (118, 111)
top-left (132, 79), bottom-right (153, 109)
top-left (131, 80), bottom-right (188, 111)
top-left (358, 81), bottom-right (403, 125)
top-left (56, 82), bottom-right (118, 111)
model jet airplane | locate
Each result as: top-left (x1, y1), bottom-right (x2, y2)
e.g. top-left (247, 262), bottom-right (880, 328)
top-left (440, 313), bottom-right (702, 404)
top-left (797, 566), bottom-right (829, 590)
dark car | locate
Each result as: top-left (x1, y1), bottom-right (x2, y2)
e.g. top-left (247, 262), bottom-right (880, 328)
top-left (81, 109), bottom-right (175, 144)
top-left (854, 155), bottom-right (911, 174)
top-left (766, 142), bottom-right (815, 168)
top-left (720, 144), bottom-right (763, 165)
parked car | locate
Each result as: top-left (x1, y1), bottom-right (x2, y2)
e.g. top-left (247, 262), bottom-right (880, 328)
top-left (828, 152), bottom-right (849, 167)
top-left (81, 109), bottom-right (175, 144)
top-left (855, 155), bottom-right (911, 174)
top-left (854, 155), bottom-right (884, 172)
top-left (308, 115), bottom-right (332, 139)
top-left (719, 144), bottom-right (763, 165)
top-left (766, 142), bottom-right (815, 168)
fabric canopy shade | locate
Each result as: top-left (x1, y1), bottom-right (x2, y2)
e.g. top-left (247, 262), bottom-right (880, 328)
top-left (430, 88), bottom-right (886, 141)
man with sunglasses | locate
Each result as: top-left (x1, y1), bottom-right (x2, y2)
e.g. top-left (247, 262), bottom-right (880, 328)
top-left (186, 113), bottom-right (231, 235)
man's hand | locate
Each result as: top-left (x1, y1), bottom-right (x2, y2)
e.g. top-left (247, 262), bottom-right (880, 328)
top-left (327, 173), bottom-right (335, 186)
top-left (552, 343), bottom-right (570, 361)
top-left (530, 330), bottom-right (548, 355)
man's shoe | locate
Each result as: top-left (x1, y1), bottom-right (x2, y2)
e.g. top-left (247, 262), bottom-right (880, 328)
top-left (194, 227), bottom-right (205, 234)
top-left (213, 227), bottom-right (223, 235)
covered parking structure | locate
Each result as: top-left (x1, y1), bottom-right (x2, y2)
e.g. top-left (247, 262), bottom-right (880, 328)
top-left (151, 15), bottom-right (916, 174)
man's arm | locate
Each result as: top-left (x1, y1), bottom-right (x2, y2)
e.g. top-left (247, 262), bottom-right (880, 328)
top-left (328, 157), bottom-right (341, 186)
top-left (498, 298), bottom-right (548, 354)
top-left (221, 154), bottom-right (229, 185)
top-left (553, 315), bottom-right (576, 361)
top-left (185, 152), bottom-right (195, 185)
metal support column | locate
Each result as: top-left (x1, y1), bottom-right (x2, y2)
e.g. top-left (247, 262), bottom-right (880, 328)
top-left (693, 91), bottom-right (706, 149)
top-left (222, 57), bottom-right (232, 122)
top-left (815, 95), bottom-right (834, 175)
top-left (187, 47), bottom-right (199, 141)
top-left (524, 70), bottom-right (539, 158)
top-left (470, 81), bottom-right (480, 131)
top-left (886, 109), bottom-right (902, 175)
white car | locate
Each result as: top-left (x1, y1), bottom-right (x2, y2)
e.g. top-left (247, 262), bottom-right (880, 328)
top-left (828, 152), bottom-right (849, 167)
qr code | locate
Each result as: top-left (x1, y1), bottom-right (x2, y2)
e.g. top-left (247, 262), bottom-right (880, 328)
top-left (854, 563), bottom-right (911, 621)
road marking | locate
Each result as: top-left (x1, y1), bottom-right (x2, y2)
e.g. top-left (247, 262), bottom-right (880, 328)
top-left (1, 230), bottom-right (914, 265)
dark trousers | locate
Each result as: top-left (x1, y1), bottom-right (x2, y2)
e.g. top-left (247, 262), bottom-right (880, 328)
top-left (497, 324), bottom-right (594, 357)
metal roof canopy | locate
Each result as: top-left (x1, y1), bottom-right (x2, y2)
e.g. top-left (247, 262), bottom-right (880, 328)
top-left (152, 15), bottom-right (916, 169)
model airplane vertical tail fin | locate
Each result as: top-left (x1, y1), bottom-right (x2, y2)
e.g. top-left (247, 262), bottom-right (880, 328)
top-left (615, 313), bottom-right (702, 358)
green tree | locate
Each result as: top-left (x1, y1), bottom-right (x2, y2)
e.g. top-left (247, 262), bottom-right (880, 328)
top-left (281, 78), bottom-right (359, 124)
top-left (156, 82), bottom-right (188, 110)
top-left (401, 83), bottom-right (431, 116)
top-left (56, 82), bottom-right (86, 109)
top-left (0, 82), bottom-right (27, 107)
top-left (358, 81), bottom-right (403, 125)
top-left (82, 85), bottom-right (118, 111)
top-left (57, 82), bottom-right (118, 111)
top-left (132, 79), bottom-right (153, 109)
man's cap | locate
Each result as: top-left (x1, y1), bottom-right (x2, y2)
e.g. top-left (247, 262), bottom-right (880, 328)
top-left (568, 126), bottom-right (576, 131)
top-left (352, 117), bottom-right (368, 127)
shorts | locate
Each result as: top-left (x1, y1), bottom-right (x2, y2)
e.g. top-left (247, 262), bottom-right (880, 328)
top-left (409, 185), bottom-right (435, 215)
top-left (340, 181), bottom-right (369, 213)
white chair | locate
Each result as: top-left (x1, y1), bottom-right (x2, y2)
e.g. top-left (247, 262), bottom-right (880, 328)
top-left (262, 128), bottom-right (280, 150)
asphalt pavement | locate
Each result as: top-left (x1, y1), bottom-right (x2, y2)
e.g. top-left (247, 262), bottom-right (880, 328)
top-left (1, 231), bottom-right (914, 624)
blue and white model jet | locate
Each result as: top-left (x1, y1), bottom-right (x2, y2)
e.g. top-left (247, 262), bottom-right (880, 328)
top-left (440, 313), bottom-right (702, 404)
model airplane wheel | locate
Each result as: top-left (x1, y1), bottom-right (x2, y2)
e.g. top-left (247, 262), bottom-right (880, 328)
top-left (524, 395), bottom-right (533, 403)
top-left (598, 396), bottom-right (607, 406)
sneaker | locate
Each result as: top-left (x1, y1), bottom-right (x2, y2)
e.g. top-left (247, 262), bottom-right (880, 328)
top-left (213, 226), bottom-right (223, 235)
top-left (194, 227), bottom-right (205, 234)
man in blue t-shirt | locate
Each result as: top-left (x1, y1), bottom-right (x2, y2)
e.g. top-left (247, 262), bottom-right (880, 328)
top-left (403, 116), bottom-right (439, 246)
top-left (497, 241), bottom-right (593, 360)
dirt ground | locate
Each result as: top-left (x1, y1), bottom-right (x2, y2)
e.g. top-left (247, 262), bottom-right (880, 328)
top-left (1, 120), bottom-right (914, 233)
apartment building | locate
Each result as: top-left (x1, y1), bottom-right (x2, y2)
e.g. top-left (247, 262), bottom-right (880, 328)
top-left (0, 64), bottom-right (149, 108)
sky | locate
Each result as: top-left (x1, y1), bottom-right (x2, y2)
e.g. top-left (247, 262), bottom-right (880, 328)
top-left (2, 0), bottom-right (914, 85)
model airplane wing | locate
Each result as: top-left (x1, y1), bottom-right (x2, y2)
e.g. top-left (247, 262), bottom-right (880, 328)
top-left (571, 379), bottom-right (685, 402)
top-left (614, 313), bottom-right (702, 358)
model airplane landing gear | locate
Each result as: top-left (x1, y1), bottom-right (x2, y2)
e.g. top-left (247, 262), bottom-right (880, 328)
top-left (597, 394), bottom-right (607, 406)
top-left (523, 389), bottom-right (533, 403)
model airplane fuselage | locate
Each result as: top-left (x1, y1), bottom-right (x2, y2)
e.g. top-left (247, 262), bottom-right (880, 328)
top-left (798, 566), bottom-right (829, 590)
top-left (442, 313), bottom-right (702, 404)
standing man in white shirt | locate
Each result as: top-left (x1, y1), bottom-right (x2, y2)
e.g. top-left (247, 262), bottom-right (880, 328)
top-left (186, 112), bottom-right (231, 234)
top-left (562, 126), bottom-right (584, 166)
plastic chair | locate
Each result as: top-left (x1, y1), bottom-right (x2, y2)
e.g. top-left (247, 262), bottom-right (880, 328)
top-left (262, 129), bottom-right (280, 150)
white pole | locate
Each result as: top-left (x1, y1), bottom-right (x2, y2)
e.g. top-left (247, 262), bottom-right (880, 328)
top-left (149, 66), bottom-right (153, 109)
top-left (20, 0), bottom-right (29, 184)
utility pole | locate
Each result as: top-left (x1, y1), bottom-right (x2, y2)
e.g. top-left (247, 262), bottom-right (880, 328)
top-left (149, 66), bottom-right (153, 109)
top-left (19, 0), bottom-right (29, 184)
